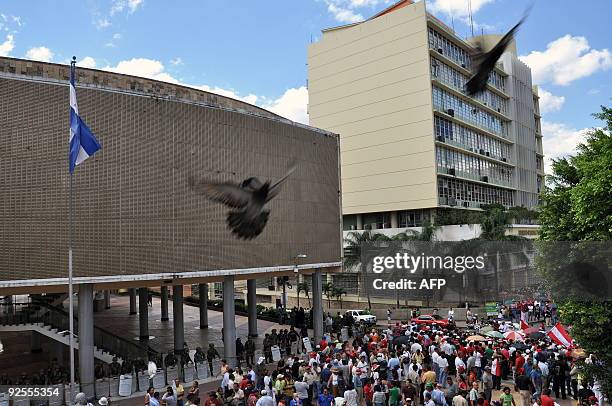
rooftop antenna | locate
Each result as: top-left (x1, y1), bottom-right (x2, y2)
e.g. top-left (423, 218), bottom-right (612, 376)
top-left (468, 0), bottom-right (475, 37)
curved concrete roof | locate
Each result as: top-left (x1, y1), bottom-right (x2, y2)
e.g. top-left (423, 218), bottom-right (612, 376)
top-left (0, 56), bottom-right (284, 121)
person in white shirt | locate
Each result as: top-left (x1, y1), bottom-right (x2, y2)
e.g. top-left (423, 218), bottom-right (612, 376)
top-left (411, 342), bottom-right (423, 354)
top-left (438, 356), bottom-right (449, 388)
top-left (256, 390), bottom-right (276, 406)
top-left (344, 386), bottom-right (358, 406)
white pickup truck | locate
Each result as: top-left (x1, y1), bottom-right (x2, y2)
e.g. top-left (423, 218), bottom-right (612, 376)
top-left (345, 310), bottom-right (377, 325)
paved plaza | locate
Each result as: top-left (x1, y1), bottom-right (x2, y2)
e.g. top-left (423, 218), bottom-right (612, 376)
top-left (91, 294), bottom-right (280, 356)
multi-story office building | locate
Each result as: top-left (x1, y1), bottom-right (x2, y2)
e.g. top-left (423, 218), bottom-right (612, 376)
top-left (308, 0), bottom-right (544, 231)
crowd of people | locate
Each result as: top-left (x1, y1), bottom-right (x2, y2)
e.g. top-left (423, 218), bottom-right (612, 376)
top-left (139, 312), bottom-right (604, 406)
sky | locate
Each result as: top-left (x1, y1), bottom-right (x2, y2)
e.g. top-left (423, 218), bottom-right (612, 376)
top-left (0, 0), bottom-right (610, 173)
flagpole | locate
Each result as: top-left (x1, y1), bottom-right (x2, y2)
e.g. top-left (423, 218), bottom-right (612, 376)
top-left (68, 56), bottom-right (77, 403)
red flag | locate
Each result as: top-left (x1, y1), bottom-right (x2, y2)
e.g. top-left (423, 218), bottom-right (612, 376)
top-left (547, 323), bottom-right (574, 348)
top-left (520, 320), bottom-right (530, 330)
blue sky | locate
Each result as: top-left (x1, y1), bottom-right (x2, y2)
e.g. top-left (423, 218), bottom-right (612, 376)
top-left (0, 0), bottom-right (610, 171)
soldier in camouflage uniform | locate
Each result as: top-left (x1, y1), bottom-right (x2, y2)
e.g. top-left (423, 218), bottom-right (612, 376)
top-left (206, 343), bottom-right (220, 376)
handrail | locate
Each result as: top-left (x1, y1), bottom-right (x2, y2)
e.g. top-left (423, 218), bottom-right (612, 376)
top-left (44, 303), bottom-right (158, 359)
top-left (0, 302), bottom-right (157, 361)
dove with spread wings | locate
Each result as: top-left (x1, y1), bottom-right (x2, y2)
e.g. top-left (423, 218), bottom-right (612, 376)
top-left (188, 163), bottom-right (296, 240)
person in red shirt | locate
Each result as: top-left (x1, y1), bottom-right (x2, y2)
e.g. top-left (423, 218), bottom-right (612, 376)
top-left (515, 351), bottom-right (525, 375)
top-left (364, 379), bottom-right (374, 406)
top-left (540, 389), bottom-right (554, 406)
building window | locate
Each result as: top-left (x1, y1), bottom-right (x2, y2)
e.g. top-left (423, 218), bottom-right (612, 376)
top-left (432, 86), bottom-right (507, 137)
top-left (430, 58), bottom-right (508, 114)
top-left (434, 116), bottom-right (510, 161)
top-left (438, 177), bottom-right (513, 207)
top-left (398, 210), bottom-right (427, 227)
top-left (376, 213), bottom-right (390, 229)
top-left (428, 28), bottom-right (506, 92)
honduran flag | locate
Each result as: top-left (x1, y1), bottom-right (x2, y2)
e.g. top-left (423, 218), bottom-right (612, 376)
top-left (547, 322), bottom-right (574, 348)
top-left (69, 63), bottom-right (101, 173)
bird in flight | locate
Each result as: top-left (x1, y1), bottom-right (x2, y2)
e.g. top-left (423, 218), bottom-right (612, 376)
top-left (189, 162), bottom-right (296, 239)
top-left (465, 9), bottom-right (530, 96)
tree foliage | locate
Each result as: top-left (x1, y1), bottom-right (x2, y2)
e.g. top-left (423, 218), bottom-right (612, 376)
top-left (537, 105), bottom-right (612, 397)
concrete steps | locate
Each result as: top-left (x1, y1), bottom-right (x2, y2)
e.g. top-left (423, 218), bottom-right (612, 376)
top-left (0, 323), bottom-right (122, 364)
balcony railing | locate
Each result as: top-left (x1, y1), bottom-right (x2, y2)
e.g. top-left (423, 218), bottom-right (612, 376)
top-left (438, 166), bottom-right (513, 188)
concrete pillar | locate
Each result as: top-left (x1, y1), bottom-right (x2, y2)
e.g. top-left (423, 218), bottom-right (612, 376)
top-left (312, 271), bottom-right (324, 340)
top-left (129, 288), bottom-right (137, 315)
top-left (356, 214), bottom-right (363, 230)
top-left (390, 211), bottom-right (399, 228)
top-left (247, 279), bottom-right (258, 337)
top-left (138, 288), bottom-right (149, 340)
top-left (104, 290), bottom-right (111, 309)
top-left (31, 331), bottom-right (42, 353)
top-left (78, 283), bottom-right (95, 398)
top-left (223, 276), bottom-right (237, 366)
top-left (161, 286), bottom-right (169, 321)
top-left (199, 283), bottom-right (208, 329)
top-left (172, 285), bottom-right (184, 353)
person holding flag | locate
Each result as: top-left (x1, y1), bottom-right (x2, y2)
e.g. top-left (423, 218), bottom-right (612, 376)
top-left (547, 323), bottom-right (574, 348)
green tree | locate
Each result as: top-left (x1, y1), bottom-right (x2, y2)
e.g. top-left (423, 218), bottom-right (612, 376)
top-left (296, 281), bottom-right (310, 307)
top-left (332, 287), bottom-right (347, 309)
top-left (538, 105), bottom-right (612, 398)
top-left (343, 230), bottom-right (393, 309)
top-left (322, 281), bottom-right (334, 309)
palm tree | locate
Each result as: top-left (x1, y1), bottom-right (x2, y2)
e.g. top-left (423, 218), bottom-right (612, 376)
top-left (475, 204), bottom-right (529, 299)
top-left (390, 220), bottom-right (439, 306)
top-left (332, 287), bottom-right (347, 309)
top-left (343, 230), bottom-right (392, 310)
top-left (391, 219), bottom-right (439, 242)
top-left (296, 282), bottom-right (311, 307)
top-left (322, 282), bottom-right (334, 309)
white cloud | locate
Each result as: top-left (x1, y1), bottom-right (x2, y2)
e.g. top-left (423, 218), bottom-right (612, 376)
top-left (170, 57), bottom-right (183, 66)
top-left (0, 34), bottom-right (14, 56)
top-left (95, 18), bottom-right (111, 29)
top-left (113, 33), bottom-right (122, 40)
top-left (111, 0), bottom-right (144, 15)
top-left (538, 88), bottom-right (565, 114)
top-left (327, 3), bottom-right (363, 23)
top-left (587, 88), bottom-right (600, 95)
top-left (78, 56), bottom-right (96, 69)
top-left (427, 0), bottom-right (494, 19)
top-left (103, 58), bottom-right (178, 83)
top-left (262, 87), bottom-right (309, 124)
top-left (322, 0), bottom-right (395, 24)
top-left (519, 35), bottom-right (612, 86)
top-left (541, 120), bottom-right (589, 174)
top-left (102, 57), bottom-right (307, 123)
top-left (25, 46), bottom-right (54, 62)
top-left (11, 15), bottom-right (22, 26)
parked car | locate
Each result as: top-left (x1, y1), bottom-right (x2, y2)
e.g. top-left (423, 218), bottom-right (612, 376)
top-left (345, 310), bottom-right (377, 325)
top-left (411, 314), bottom-right (450, 327)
